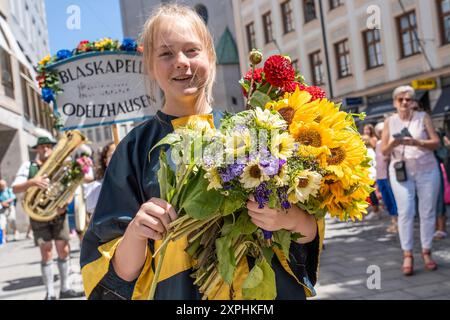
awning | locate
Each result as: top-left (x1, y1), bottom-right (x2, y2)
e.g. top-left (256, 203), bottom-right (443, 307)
top-left (432, 87), bottom-right (450, 118)
top-left (364, 103), bottom-right (395, 120)
top-left (364, 90), bottom-right (428, 120)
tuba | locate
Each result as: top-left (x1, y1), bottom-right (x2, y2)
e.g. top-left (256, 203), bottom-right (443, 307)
top-left (23, 130), bottom-right (87, 222)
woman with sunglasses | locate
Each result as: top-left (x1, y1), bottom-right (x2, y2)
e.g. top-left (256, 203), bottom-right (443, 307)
top-left (381, 85), bottom-right (441, 276)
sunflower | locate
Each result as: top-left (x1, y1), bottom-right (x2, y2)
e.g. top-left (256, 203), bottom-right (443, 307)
top-left (265, 88), bottom-right (315, 126)
top-left (240, 159), bottom-right (270, 189)
top-left (288, 170), bottom-right (322, 203)
top-left (290, 121), bottom-right (336, 166)
top-left (254, 107), bottom-right (287, 130)
top-left (270, 131), bottom-right (295, 160)
top-left (325, 130), bottom-right (367, 188)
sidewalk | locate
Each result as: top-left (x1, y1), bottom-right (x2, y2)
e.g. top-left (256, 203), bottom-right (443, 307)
top-left (312, 214), bottom-right (450, 300)
top-left (0, 233), bottom-right (85, 300)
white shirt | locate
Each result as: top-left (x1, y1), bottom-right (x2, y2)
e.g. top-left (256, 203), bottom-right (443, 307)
top-left (12, 161), bottom-right (32, 187)
top-left (85, 180), bottom-right (103, 215)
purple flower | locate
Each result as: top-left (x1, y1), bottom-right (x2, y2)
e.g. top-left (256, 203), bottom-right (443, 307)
top-left (41, 88), bottom-right (54, 103)
top-left (218, 163), bottom-right (245, 183)
top-left (254, 182), bottom-right (272, 209)
top-left (260, 154), bottom-right (280, 177)
top-left (277, 186), bottom-right (291, 210)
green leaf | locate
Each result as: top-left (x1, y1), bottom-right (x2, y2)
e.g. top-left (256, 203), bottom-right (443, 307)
top-left (248, 91), bottom-right (271, 109)
top-left (156, 150), bottom-right (175, 201)
top-left (216, 236), bottom-right (236, 285)
top-left (242, 259), bottom-right (276, 300)
top-left (149, 133), bottom-right (181, 156)
top-left (179, 170), bottom-right (224, 220)
top-left (232, 211), bottom-right (257, 237)
top-left (273, 230), bottom-right (292, 261)
top-left (261, 247), bottom-right (274, 264)
top-left (221, 192), bottom-right (246, 216)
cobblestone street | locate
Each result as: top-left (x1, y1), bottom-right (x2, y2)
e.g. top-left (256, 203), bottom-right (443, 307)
top-left (312, 214), bottom-right (450, 300)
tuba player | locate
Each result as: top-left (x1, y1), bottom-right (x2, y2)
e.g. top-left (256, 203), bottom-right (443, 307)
top-left (12, 134), bottom-right (85, 300)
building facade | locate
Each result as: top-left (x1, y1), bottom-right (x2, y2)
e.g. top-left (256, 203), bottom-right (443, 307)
top-left (0, 0), bottom-right (52, 230)
top-left (232, 0), bottom-right (450, 129)
top-left (119, 0), bottom-right (244, 114)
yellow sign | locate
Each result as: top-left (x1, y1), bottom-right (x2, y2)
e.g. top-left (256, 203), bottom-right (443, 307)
top-left (411, 79), bottom-right (437, 90)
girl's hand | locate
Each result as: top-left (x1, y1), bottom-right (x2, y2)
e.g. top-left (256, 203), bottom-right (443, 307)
top-left (246, 195), bottom-right (302, 232)
top-left (126, 198), bottom-right (177, 242)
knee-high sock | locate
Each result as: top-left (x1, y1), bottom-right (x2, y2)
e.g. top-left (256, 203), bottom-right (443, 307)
top-left (41, 261), bottom-right (55, 296)
top-left (57, 257), bottom-right (70, 292)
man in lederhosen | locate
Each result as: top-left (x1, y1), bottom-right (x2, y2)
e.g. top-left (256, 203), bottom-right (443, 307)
top-left (12, 135), bottom-right (85, 300)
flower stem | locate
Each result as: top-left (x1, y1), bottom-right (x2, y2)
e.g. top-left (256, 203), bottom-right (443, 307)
top-left (148, 239), bottom-right (168, 300)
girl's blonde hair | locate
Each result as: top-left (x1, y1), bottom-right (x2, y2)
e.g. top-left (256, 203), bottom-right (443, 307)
top-left (139, 3), bottom-right (216, 109)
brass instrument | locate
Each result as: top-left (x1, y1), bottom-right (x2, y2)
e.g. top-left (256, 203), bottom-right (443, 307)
top-left (23, 130), bottom-right (87, 222)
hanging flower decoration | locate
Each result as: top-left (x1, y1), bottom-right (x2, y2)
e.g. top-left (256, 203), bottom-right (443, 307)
top-left (35, 38), bottom-right (143, 129)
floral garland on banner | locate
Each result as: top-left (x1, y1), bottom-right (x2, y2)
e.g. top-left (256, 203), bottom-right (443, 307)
top-left (147, 49), bottom-right (373, 300)
top-left (36, 38), bottom-right (143, 129)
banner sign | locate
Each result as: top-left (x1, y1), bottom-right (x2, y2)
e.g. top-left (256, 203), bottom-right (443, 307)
top-left (411, 78), bottom-right (437, 91)
top-left (47, 52), bottom-right (155, 131)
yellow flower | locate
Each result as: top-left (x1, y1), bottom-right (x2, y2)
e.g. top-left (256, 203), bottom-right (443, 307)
top-left (324, 130), bottom-right (367, 189)
top-left (288, 170), bottom-right (322, 203)
top-left (240, 159), bottom-right (270, 188)
top-left (254, 107), bottom-right (287, 130)
top-left (265, 88), bottom-right (314, 126)
top-left (270, 131), bottom-right (295, 160)
top-left (290, 121), bottom-right (335, 166)
top-left (39, 55), bottom-right (51, 66)
top-left (204, 168), bottom-right (222, 191)
top-left (224, 128), bottom-right (252, 159)
top-left (274, 164), bottom-right (289, 187)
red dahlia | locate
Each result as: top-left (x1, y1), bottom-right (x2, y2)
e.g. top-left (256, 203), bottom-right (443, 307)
top-left (244, 68), bottom-right (264, 83)
top-left (305, 86), bottom-right (326, 101)
top-left (283, 82), bottom-right (306, 93)
top-left (263, 55), bottom-right (295, 88)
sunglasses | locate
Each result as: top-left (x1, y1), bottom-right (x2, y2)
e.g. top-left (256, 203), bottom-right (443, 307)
top-left (397, 97), bottom-right (412, 103)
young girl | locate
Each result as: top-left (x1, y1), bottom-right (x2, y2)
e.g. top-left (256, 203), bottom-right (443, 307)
top-left (80, 4), bottom-right (322, 300)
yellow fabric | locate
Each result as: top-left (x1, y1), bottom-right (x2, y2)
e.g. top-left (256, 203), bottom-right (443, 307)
top-left (204, 255), bottom-right (249, 300)
top-left (171, 114), bottom-right (215, 129)
top-left (316, 217), bottom-right (325, 280)
top-left (81, 237), bottom-right (123, 298)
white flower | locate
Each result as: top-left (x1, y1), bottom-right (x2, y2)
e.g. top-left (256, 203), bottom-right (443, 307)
top-left (254, 107), bottom-right (287, 130)
top-left (239, 159), bottom-right (270, 189)
top-left (288, 170), bottom-right (322, 203)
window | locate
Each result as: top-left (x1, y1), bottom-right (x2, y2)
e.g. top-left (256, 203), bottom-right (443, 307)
top-left (329, 0), bottom-right (343, 10)
top-left (335, 39), bottom-right (352, 78)
top-left (303, 0), bottom-right (317, 23)
top-left (281, 1), bottom-right (294, 34)
top-left (246, 22), bottom-right (256, 51)
top-left (20, 76), bottom-right (30, 120)
top-left (104, 126), bottom-right (112, 141)
top-left (0, 47), bottom-right (14, 98)
top-left (438, 0), bottom-right (450, 45)
top-left (262, 12), bottom-right (274, 44)
top-left (309, 51), bottom-right (325, 85)
top-left (86, 129), bottom-right (94, 142)
top-left (363, 29), bottom-right (384, 69)
top-left (397, 11), bottom-right (421, 58)
top-left (95, 127), bottom-right (102, 142)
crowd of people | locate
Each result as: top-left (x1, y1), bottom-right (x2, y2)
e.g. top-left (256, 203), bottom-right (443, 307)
top-left (362, 85), bottom-right (448, 276)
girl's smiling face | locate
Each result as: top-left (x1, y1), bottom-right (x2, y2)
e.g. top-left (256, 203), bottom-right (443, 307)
top-left (151, 17), bottom-right (211, 104)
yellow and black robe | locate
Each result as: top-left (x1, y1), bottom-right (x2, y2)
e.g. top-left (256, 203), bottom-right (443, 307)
top-left (80, 110), bottom-right (325, 300)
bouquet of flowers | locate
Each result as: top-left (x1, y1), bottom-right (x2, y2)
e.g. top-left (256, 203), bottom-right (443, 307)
top-left (149, 50), bottom-right (373, 300)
